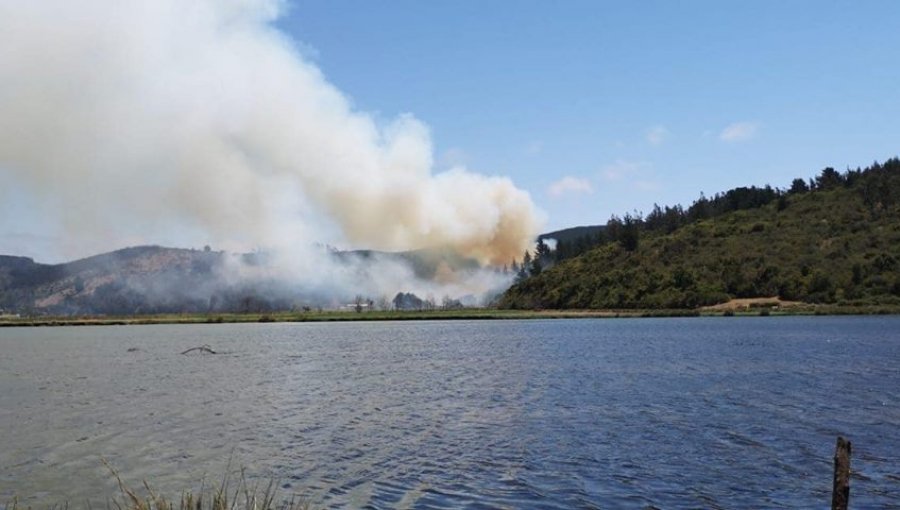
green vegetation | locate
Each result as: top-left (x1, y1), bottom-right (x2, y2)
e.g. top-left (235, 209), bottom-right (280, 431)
top-left (4, 303), bottom-right (900, 328)
top-left (501, 159), bottom-right (900, 309)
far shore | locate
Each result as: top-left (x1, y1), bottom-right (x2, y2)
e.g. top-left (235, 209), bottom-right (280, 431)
top-left (2, 303), bottom-right (899, 327)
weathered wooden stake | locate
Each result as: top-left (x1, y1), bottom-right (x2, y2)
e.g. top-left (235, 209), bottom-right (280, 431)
top-left (832, 436), bottom-right (851, 510)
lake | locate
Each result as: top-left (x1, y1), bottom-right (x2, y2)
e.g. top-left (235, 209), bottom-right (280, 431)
top-left (1, 317), bottom-right (899, 508)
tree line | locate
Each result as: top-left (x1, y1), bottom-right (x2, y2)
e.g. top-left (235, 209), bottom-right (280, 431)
top-left (544, 158), bottom-right (900, 264)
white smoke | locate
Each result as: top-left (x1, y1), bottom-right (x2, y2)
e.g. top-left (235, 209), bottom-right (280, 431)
top-left (0, 0), bottom-right (542, 303)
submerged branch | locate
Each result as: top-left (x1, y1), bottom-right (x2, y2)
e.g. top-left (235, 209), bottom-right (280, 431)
top-left (181, 345), bottom-right (217, 355)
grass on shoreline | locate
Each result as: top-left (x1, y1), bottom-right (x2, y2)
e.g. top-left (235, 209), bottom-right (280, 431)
top-left (4, 461), bottom-right (311, 510)
top-left (2, 303), bottom-right (899, 327)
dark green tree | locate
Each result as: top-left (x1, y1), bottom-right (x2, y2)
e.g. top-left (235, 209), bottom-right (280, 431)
top-left (619, 213), bottom-right (641, 252)
top-left (816, 167), bottom-right (844, 189)
top-left (789, 178), bottom-right (809, 194)
top-left (535, 239), bottom-right (551, 259)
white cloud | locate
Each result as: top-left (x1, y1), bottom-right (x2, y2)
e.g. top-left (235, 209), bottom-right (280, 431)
top-left (600, 159), bottom-right (650, 181)
top-left (719, 121), bottom-right (760, 142)
top-left (547, 176), bottom-right (593, 198)
top-left (646, 125), bottom-right (670, 145)
top-left (598, 160), bottom-right (659, 192)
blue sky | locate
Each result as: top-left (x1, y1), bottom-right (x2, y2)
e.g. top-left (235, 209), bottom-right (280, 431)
top-left (2, 1), bottom-right (899, 262)
top-left (278, 0), bottom-right (900, 231)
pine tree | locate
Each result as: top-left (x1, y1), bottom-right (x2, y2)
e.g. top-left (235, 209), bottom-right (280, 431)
top-left (532, 239), bottom-right (551, 275)
top-left (535, 239), bottom-right (551, 262)
top-left (514, 252), bottom-right (532, 282)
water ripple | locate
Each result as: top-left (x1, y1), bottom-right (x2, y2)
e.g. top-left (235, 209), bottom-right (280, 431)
top-left (2, 317), bottom-right (900, 507)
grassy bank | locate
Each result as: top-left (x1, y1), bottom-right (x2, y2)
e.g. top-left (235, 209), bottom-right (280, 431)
top-left (0, 308), bottom-right (644, 327)
top-left (2, 304), bottom-right (899, 327)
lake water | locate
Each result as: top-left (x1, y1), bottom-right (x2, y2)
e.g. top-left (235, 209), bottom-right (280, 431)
top-left (1, 317), bottom-right (899, 508)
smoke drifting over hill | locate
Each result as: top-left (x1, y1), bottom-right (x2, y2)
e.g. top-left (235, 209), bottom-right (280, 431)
top-left (0, 0), bottom-right (542, 304)
top-left (0, 2), bottom-right (541, 262)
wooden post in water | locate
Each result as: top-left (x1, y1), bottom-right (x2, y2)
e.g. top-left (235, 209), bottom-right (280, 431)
top-left (832, 436), bottom-right (851, 510)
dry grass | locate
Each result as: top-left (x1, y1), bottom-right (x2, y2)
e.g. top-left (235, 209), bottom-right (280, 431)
top-left (3, 460), bottom-right (312, 510)
top-left (700, 296), bottom-right (806, 311)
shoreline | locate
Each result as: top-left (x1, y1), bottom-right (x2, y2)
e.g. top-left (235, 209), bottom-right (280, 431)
top-left (2, 305), bottom-right (899, 327)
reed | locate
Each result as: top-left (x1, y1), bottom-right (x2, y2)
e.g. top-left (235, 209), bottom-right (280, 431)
top-left (3, 460), bottom-right (312, 510)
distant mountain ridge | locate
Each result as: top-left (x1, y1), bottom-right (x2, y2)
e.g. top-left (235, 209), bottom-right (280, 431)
top-left (1, 246), bottom-right (226, 315)
top-left (0, 245), bottom-right (483, 315)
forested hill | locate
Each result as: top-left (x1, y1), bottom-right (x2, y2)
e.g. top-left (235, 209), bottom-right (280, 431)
top-left (501, 159), bottom-right (900, 309)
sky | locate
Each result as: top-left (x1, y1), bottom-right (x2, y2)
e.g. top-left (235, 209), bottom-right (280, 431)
top-left (278, 0), bottom-right (900, 229)
top-left (2, 1), bottom-right (899, 262)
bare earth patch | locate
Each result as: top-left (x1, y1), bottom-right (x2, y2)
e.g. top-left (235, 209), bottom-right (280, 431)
top-left (701, 296), bottom-right (806, 311)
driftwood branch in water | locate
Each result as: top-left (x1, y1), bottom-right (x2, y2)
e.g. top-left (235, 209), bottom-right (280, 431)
top-left (181, 345), bottom-right (217, 355)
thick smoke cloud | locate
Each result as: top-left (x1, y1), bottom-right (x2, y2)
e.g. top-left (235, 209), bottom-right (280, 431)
top-left (0, 0), bottom-right (541, 269)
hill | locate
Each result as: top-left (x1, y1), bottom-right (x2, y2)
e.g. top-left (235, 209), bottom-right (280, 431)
top-left (501, 159), bottom-right (900, 309)
top-left (0, 246), bottom-right (237, 315)
top-left (0, 245), bottom-right (482, 316)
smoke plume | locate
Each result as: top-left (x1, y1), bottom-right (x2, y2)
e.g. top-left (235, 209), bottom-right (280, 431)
top-left (0, 0), bottom-right (541, 272)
